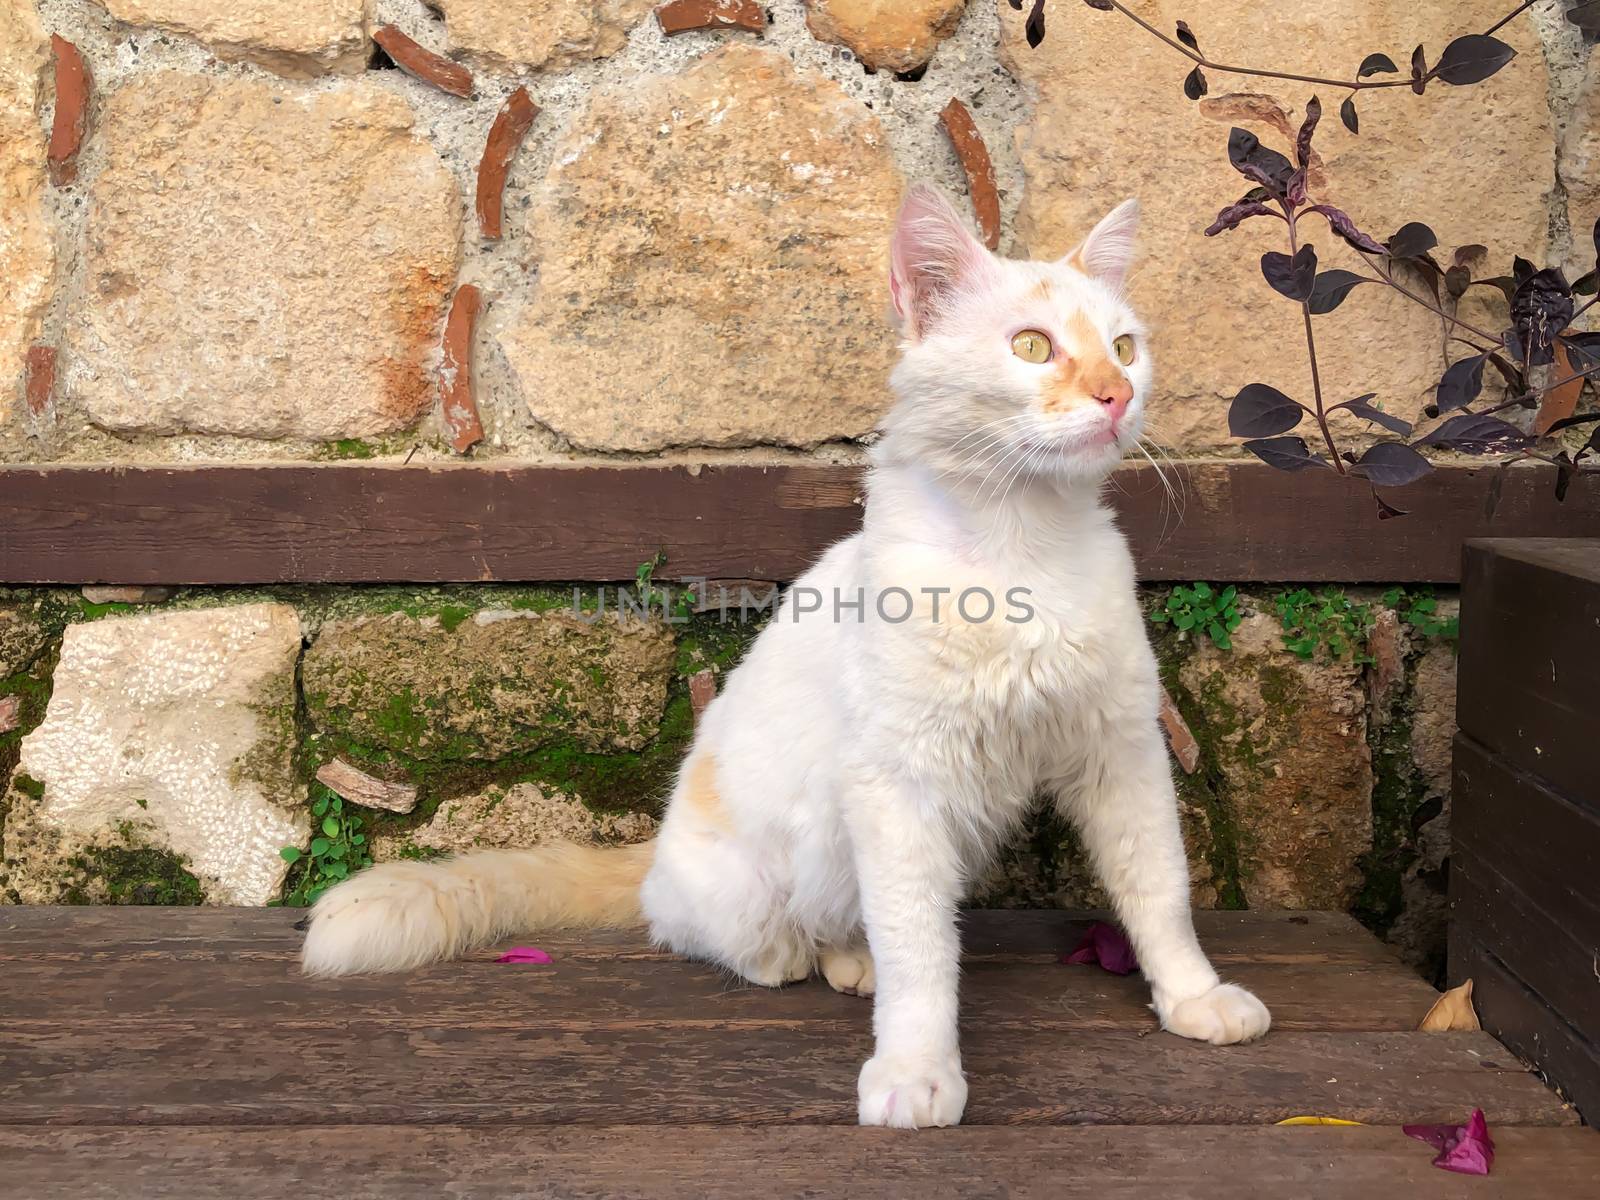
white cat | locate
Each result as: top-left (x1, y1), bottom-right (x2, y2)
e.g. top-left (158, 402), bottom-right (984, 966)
top-left (300, 183), bottom-right (1271, 1129)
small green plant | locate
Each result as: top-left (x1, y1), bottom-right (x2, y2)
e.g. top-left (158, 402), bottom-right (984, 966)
top-left (1273, 587), bottom-right (1376, 661)
top-left (635, 552), bottom-right (696, 620)
top-left (1150, 582), bottom-right (1242, 650)
top-left (1382, 586), bottom-right (1459, 641)
top-left (279, 782), bottom-right (373, 906)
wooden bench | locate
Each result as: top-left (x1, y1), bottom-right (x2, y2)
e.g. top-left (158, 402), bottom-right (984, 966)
top-left (2, 908), bottom-right (1595, 1196)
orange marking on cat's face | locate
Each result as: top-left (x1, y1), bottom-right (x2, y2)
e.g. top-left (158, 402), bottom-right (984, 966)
top-left (684, 753), bottom-right (732, 832)
top-left (1041, 312), bottom-right (1129, 413)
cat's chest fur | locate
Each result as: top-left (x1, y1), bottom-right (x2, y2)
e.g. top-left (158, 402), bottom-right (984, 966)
top-left (862, 511), bottom-right (1144, 748)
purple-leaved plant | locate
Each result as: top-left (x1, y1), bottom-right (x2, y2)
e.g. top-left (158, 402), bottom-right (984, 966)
top-left (1009, 0), bottom-right (1600, 515)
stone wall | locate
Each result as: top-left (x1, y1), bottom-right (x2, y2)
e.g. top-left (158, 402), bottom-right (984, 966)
top-left (0, 583), bottom-right (1458, 975)
top-left (0, 1), bottom-right (1593, 459)
top-left (0, 3), bottom-right (1587, 980)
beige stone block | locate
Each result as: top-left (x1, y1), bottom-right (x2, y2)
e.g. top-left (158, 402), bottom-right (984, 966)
top-left (1001, 1), bottom-right (1554, 450)
top-left (93, 0), bottom-right (371, 77)
top-left (372, 782), bottom-right (656, 861)
top-left (432, 0), bottom-right (653, 70)
top-left (500, 45), bottom-right (902, 451)
top-left (6, 604), bottom-right (307, 906)
top-left (805, 0), bottom-right (968, 73)
top-left (1560, 53), bottom-right (1600, 283)
top-left (1180, 611), bottom-right (1372, 908)
top-left (0, 1), bottom-right (52, 425)
top-left (302, 608), bottom-right (675, 759)
top-left (69, 76), bottom-right (460, 440)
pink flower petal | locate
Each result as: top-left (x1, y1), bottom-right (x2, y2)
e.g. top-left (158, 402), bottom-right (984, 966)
top-left (1060, 922), bottom-right (1139, 976)
top-left (1403, 1108), bottom-right (1495, 1176)
top-left (495, 946), bottom-right (553, 964)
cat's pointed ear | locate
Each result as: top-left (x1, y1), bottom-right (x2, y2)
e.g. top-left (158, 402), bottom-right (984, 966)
top-left (1065, 198), bottom-right (1140, 289)
top-left (889, 183), bottom-right (996, 339)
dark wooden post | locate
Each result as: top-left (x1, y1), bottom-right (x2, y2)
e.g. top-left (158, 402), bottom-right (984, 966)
top-left (1450, 538), bottom-right (1600, 1122)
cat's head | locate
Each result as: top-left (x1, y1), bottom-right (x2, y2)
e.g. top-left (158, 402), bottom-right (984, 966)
top-left (883, 183), bottom-right (1150, 491)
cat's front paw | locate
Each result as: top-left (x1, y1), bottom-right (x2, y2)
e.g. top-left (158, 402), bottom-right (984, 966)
top-left (1160, 982), bottom-right (1271, 1045)
top-left (857, 1052), bottom-right (968, 1129)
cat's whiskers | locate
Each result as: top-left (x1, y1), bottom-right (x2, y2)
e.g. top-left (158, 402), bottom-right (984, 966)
top-left (934, 415), bottom-right (1038, 485)
top-left (993, 439), bottom-right (1055, 513)
top-left (1137, 425), bottom-right (1188, 512)
top-left (1134, 438), bottom-right (1184, 545)
top-left (942, 412), bottom-right (1036, 457)
top-left (936, 438), bottom-right (1023, 491)
top-left (970, 433), bottom-right (1041, 502)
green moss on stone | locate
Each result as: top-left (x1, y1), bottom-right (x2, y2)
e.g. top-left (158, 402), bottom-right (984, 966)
top-left (302, 604), bottom-right (678, 762)
top-left (1152, 623), bottom-right (1248, 910)
top-left (316, 438), bottom-right (379, 461)
top-left (393, 843), bottom-right (447, 862)
top-left (516, 689), bottom-right (696, 815)
top-left (290, 609), bottom-right (760, 875)
top-left (1352, 692), bottom-right (1430, 936)
top-left (62, 844), bottom-right (204, 906)
top-left (1256, 663), bottom-right (1299, 711)
top-left (75, 599), bottom-right (136, 621)
top-left (228, 684), bottom-right (306, 810)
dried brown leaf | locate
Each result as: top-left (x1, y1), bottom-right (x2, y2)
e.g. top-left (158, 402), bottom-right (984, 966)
top-left (1418, 978), bottom-right (1480, 1032)
top-left (1535, 338), bottom-right (1584, 436)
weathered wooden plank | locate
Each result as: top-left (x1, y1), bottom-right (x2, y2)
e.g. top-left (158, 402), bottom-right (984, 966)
top-left (0, 1023), bottom-right (1570, 1127)
top-left (0, 462), bottom-right (1592, 585)
top-left (5, 1125), bottom-right (1599, 1199)
top-left (0, 907), bottom-right (1408, 968)
top-left (1451, 936), bottom-right (1600, 1125)
top-left (1457, 539), bottom-right (1600, 804)
top-left (1452, 734), bottom-right (1600, 923)
top-left (1451, 850), bottom-right (1600, 1060)
top-left (0, 955), bottom-right (1440, 1033)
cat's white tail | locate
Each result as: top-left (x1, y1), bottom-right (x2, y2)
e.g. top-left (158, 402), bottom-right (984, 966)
top-left (299, 841), bottom-right (654, 977)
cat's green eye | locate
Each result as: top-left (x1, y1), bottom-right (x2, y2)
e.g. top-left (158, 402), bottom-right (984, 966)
top-left (1011, 329), bottom-right (1052, 364)
top-left (1113, 334), bottom-right (1137, 366)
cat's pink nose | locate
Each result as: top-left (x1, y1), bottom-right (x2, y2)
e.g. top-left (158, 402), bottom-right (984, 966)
top-left (1095, 381), bottom-right (1133, 427)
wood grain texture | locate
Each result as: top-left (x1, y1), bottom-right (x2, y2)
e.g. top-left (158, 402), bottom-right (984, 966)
top-left (6, 1125), bottom-right (1599, 1199)
top-left (0, 956), bottom-right (1440, 1034)
top-left (1458, 540), bottom-right (1600, 802)
top-left (0, 907), bottom-right (1408, 967)
top-left (3, 906), bottom-right (1587, 1196)
top-left (1, 463), bottom-right (1594, 585)
top-left (1450, 937), bottom-right (1600, 1125)
top-left (0, 1021), bottom-right (1569, 1127)
top-left (1452, 849), bottom-right (1600, 1048)
top-left (1452, 734), bottom-right (1600, 927)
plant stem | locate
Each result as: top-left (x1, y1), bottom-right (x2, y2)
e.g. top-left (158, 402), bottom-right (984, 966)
top-left (1102, 1), bottom-right (1414, 90)
top-left (1355, 252), bottom-right (1508, 345)
top-left (1483, 0), bottom-right (1539, 37)
top-left (1506, 448), bottom-right (1600, 472)
top-left (1099, 0), bottom-right (1531, 94)
top-left (1287, 211), bottom-right (1345, 473)
top-left (1477, 360), bottom-right (1600, 416)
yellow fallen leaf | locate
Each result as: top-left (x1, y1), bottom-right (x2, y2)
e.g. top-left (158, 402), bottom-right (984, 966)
top-left (1418, 978), bottom-right (1480, 1032)
top-left (1276, 1116), bottom-right (1364, 1126)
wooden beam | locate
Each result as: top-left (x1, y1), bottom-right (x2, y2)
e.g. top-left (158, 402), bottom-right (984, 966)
top-left (8, 1126), bottom-right (1600, 1198)
top-left (0, 461), bottom-right (1594, 585)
